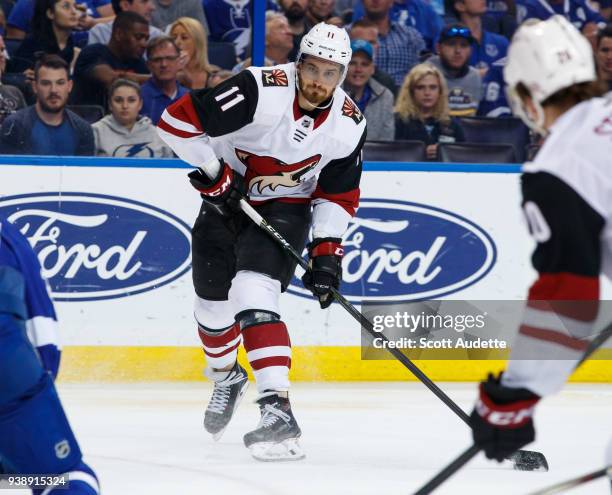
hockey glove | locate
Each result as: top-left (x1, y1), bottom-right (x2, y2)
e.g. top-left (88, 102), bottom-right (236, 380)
top-left (470, 373), bottom-right (540, 462)
top-left (188, 159), bottom-right (247, 217)
top-left (301, 237), bottom-right (343, 309)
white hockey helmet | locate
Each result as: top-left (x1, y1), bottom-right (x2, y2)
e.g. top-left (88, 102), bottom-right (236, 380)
top-left (504, 16), bottom-right (596, 133)
top-left (297, 22), bottom-right (352, 84)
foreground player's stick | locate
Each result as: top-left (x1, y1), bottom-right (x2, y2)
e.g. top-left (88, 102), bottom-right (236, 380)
top-left (412, 445), bottom-right (481, 495)
top-left (527, 466), bottom-right (611, 495)
top-left (235, 197), bottom-right (548, 472)
top-left (411, 319), bottom-right (612, 493)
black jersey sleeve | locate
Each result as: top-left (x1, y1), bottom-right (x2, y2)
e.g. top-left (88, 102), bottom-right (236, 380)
top-left (189, 70), bottom-right (259, 137)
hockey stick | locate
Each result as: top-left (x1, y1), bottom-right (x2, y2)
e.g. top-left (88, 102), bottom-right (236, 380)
top-left (410, 317), bottom-right (612, 494)
top-left (412, 445), bottom-right (481, 495)
top-left (235, 198), bottom-right (548, 472)
top-left (527, 466), bottom-right (611, 495)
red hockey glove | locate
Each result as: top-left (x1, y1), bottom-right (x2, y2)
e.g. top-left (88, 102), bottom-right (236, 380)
top-left (188, 159), bottom-right (247, 217)
top-left (301, 237), bottom-right (343, 309)
top-left (469, 373), bottom-right (540, 462)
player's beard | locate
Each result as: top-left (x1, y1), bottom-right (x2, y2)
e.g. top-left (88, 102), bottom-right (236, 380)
top-left (299, 79), bottom-right (332, 107)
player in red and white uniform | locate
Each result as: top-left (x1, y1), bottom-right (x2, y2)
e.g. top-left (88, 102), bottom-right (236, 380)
top-left (469, 16), bottom-right (612, 475)
top-left (157, 23), bottom-right (366, 461)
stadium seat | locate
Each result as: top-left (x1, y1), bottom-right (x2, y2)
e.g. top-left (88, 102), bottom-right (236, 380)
top-left (438, 142), bottom-right (518, 163)
top-left (457, 116), bottom-right (530, 161)
top-left (67, 105), bottom-right (105, 124)
top-left (526, 144), bottom-right (541, 161)
top-left (208, 42), bottom-right (237, 70)
top-left (362, 140), bottom-right (427, 162)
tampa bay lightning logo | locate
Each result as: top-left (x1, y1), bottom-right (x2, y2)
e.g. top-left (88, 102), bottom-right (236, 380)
top-left (0, 193), bottom-right (192, 301)
top-left (113, 142), bottom-right (154, 158)
top-left (288, 199), bottom-right (497, 302)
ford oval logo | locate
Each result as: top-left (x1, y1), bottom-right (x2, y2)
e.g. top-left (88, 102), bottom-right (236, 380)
top-left (0, 193), bottom-right (192, 301)
top-left (289, 199), bottom-right (497, 302)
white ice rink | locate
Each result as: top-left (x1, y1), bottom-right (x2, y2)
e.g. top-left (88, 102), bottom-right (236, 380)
top-left (18, 382), bottom-right (612, 495)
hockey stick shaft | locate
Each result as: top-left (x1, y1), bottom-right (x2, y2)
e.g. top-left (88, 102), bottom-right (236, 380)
top-left (238, 199), bottom-right (469, 420)
top-left (412, 445), bottom-right (481, 495)
top-left (527, 466), bottom-right (611, 495)
top-left (577, 321), bottom-right (612, 368)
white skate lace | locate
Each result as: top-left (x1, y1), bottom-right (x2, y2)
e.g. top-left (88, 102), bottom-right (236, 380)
top-left (259, 403), bottom-right (291, 428)
top-left (206, 371), bottom-right (245, 415)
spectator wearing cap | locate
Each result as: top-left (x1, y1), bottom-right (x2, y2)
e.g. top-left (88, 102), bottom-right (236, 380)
top-left (452, 0), bottom-right (508, 76)
top-left (352, 0), bottom-right (443, 52)
top-left (596, 25), bottom-right (612, 91)
top-left (394, 63), bottom-right (465, 160)
top-left (349, 19), bottom-right (397, 95)
top-left (427, 24), bottom-right (482, 116)
top-left (140, 35), bottom-right (187, 124)
top-left (362, 0), bottom-right (426, 86)
top-left (88, 0), bottom-right (163, 46)
top-left (344, 39), bottom-right (394, 140)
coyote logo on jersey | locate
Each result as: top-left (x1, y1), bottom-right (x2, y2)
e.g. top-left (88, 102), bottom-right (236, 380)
top-left (341, 97), bottom-right (364, 125)
top-left (235, 148), bottom-right (322, 193)
top-left (261, 69), bottom-right (289, 87)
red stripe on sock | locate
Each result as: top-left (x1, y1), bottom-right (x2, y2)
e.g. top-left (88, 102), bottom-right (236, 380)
top-left (198, 323), bottom-right (240, 348)
top-left (242, 322), bottom-right (291, 352)
top-left (519, 325), bottom-right (589, 351)
top-left (250, 356), bottom-right (292, 371)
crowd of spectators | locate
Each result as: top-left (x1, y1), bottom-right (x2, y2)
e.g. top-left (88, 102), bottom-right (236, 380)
top-left (0, 0), bottom-right (609, 160)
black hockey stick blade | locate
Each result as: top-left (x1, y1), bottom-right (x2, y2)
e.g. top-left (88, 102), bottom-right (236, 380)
top-left (413, 444), bottom-right (481, 495)
top-left (527, 466), bottom-right (611, 494)
top-left (508, 450), bottom-right (549, 472)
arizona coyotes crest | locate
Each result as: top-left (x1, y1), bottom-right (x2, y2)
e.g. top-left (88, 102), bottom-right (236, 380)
top-left (261, 69), bottom-right (289, 87)
top-left (235, 148), bottom-right (321, 193)
top-left (341, 97), bottom-right (363, 125)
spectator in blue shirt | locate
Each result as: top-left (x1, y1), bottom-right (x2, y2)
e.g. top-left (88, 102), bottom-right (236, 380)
top-left (477, 55), bottom-right (510, 116)
top-left (452, 0), bottom-right (508, 75)
top-left (362, 0), bottom-right (426, 86)
top-left (141, 35), bottom-right (187, 124)
top-left (0, 54), bottom-right (94, 155)
top-left (7, 0), bottom-right (113, 39)
top-left (516, 0), bottom-right (607, 31)
top-left (352, 0), bottom-right (444, 51)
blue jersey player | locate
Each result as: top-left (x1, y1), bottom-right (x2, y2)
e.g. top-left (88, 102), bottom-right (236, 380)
top-left (0, 216), bottom-right (99, 494)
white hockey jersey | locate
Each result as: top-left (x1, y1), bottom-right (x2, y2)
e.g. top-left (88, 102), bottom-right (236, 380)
top-left (502, 95), bottom-right (612, 397)
top-left (157, 63), bottom-right (367, 237)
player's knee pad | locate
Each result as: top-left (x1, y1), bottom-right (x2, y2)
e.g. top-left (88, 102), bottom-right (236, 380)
top-left (0, 373), bottom-right (82, 476)
top-left (235, 309), bottom-right (280, 331)
top-left (32, 461), bottom-right (99, 495)
top-left (193, 296), bottom-right (235, 330)
top-left (229, 271), bottom-right (281, 316)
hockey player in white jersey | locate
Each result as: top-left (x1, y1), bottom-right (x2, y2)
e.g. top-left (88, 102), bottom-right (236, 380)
top-left (157, 23), bottom-right (366, 461)
top-left (468, 15), bottom-right (612, 475)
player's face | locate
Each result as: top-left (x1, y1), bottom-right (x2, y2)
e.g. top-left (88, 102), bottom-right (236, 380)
top-left (148, 42), bottom-right (181, 82)
top-left (124, 0), bottom-right (156, 21)
top-left (124, 22), bottom-right (150, 59)
top-left (412, 74), bottom-right (440, 112)
top-left (34, 67), bottom-right (72, 114)
top-left (346, 52), bottom-right (374, 88)
top-left (350, 26), bottom-right (379, 51)
top-left (49, 0), bottom-right (80, 31)
top-left (438, 38), bottom-right (471, 69)
top-left (597, 37), bottom-right (612, 78)
top-left (110, 85), bottom-right (143, 127)
top-left (298, 56), bottom-right (343, 104)
top-left (171, 25), bottom-right (195, 61)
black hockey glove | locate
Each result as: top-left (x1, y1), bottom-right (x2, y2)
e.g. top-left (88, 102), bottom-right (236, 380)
top-left (301, 237), bottom-right (343, 309)
top-left (469, 373), bottom-right (540, 462)
top-left (188, 159), bottom-right (247, 217)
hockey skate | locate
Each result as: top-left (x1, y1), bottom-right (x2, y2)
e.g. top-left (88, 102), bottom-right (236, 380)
top-left (204, 362), bottom-right (249, 441)
top-left (243, 392), bottom-right (305, 462)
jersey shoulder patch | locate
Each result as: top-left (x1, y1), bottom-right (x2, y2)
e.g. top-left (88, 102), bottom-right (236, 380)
top-left (341, 96), bottom-right (364, 125)
top-left (261, 69), bottom-right (289, 87)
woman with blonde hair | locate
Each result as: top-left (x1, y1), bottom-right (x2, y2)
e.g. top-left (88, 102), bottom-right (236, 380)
top-left (394, 63), bottom-right (464, 160)
top-left (170, 17), bottom-right (219, 89)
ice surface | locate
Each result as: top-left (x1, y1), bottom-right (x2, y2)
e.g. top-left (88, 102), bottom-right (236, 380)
top-left (14, 382), bottom-right (611, 494)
